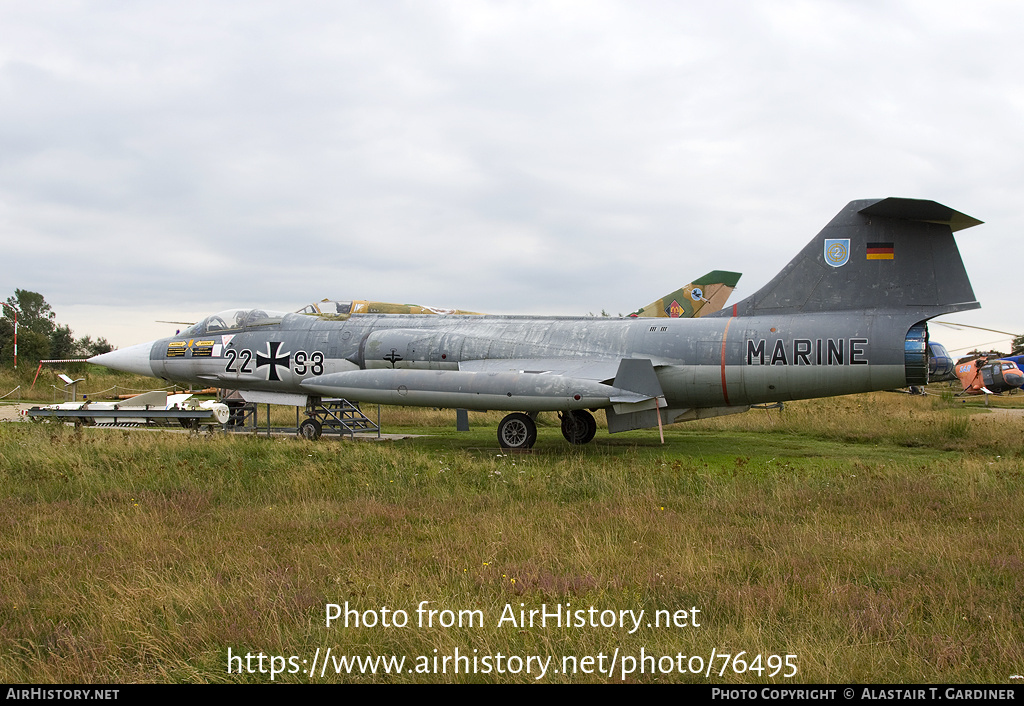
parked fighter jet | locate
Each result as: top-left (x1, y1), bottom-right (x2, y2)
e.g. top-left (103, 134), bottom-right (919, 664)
top-left (627, 271), bottom-right (741, 318)
top-left (298, 299), bottom-right (483, 318)
top-left (302, 270), bottom-right (741, 323)
top-left (953, 356), bottom-right (1024, 395)
top-left (91, 198), bottom-right (981, 448)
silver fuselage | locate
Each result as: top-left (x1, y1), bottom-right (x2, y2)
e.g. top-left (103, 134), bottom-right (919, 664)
top-left (116, 310), bottom-right (914, 412)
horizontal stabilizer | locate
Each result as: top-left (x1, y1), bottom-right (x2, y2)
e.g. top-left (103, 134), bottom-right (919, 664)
top-left (858, 198), bottom-right (983, 232)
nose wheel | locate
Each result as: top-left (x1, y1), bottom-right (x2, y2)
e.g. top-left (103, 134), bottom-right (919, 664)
top-left (299, 418), bottom-right (323, 440)
top-left (559, 410), bottom-right (597, 445)
top-left (497, 413), bottom-right (537, 449)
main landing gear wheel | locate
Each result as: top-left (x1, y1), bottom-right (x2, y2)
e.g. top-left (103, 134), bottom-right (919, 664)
top-left (560, 410), bottom-right (597, 445)
top-left (299, 418), bottom-right (323, 441)
top-left (497, 412), bottom-right (537, 450)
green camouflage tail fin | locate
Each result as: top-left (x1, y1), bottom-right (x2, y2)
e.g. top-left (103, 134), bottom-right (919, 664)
top-left (629, 270), bottom-right (742, 318)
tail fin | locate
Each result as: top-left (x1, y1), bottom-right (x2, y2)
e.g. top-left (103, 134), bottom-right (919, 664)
top-left (629, 270), bottom-right (742, 318)
top-left (719, 198), bottom-right (981, 318)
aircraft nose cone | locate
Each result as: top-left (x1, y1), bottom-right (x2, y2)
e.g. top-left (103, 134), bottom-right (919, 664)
top-left (1005, 372), bottom-right (1024, 388)
top-left (89, 341), bottom-right (158, 377)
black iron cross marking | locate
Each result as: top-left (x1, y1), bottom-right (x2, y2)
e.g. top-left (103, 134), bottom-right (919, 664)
top-left (256, 341), bottom-right (291, 381)
top-left (383, 348), bottom-right (403, 368)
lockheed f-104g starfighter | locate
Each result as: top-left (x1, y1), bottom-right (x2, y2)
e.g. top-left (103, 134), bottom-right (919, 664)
top-left (90, 198), bottom-right (981, 449)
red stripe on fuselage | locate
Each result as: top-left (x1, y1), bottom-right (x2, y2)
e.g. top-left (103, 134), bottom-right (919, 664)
top-left (720, 317), bottom-right (733, 405)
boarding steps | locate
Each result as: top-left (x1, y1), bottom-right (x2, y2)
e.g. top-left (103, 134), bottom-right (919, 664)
top-left (300, 398), bottom-right (379, 440)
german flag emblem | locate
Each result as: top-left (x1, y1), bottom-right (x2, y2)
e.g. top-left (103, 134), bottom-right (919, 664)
top-left (866, 242), bottom-right (894, 260)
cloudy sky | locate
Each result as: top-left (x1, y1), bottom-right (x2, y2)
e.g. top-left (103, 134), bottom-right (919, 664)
top-left (2, 1), bottom-right (1021, 353)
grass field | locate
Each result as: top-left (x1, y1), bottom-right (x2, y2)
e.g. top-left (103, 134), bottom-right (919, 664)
top-left (1, 369), bottom-right (1022, 683)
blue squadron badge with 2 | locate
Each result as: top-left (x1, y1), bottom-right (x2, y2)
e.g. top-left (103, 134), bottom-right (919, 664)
top-left (824, 238), bottom-right (850, 267)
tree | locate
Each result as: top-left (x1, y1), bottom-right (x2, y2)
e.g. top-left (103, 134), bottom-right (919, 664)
top-left (6, 330), bottom-right (50, 366)
top-left (2, 290), bottom-right (57, 364)
top-left (1012, 334), bottom-right (1024, 356)
top-left (6, 289), bottom-right (56, 337)
top-left (1, 289), bottom-right (116, 368)
top-left (76, 335), bottom-right (114, 357)
top-left (0, 317), bottom-right (13, 366)
top-left (50, 324), bottom-right (76, 360)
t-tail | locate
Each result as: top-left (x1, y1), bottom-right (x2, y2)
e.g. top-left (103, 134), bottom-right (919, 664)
top-left (714, 198), bottom-right (981, 320)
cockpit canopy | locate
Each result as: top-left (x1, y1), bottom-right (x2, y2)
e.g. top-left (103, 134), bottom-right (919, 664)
top-left (182, 308), bottom-right (286, 336)
top-left (297, 300), bottom-right (355, 315)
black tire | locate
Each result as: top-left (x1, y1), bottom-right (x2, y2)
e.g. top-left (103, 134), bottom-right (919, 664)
top-left (560, 410), bottom-right (597, 444)
top-left (299, 418), bottom-right (322, 441)
top-left (497, 413), bottom-right (537, 450)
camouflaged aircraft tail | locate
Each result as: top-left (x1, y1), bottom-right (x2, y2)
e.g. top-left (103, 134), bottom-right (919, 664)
top-left (628, 270), bottom-right (742, 318)
top-left (715, 198), bottom-right (981, 320)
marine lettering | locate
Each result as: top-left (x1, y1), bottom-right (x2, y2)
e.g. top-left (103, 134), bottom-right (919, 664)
top-left (793, 339), bottom-right (811, 365)
top-left (745, 338), bottom-right (869, 366)
top-left (827, 339), bottom-right (843, 365)
top-left (850, 338), bottom-right (868, 364)
top-left (746, 339), bottom-right (766, 365)
top-left (770, 339), bottom-right (788, 365)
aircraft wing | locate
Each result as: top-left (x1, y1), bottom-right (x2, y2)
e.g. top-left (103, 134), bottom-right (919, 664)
top-left (458, 357), bottom-right (625, 382)
top-left (459, 357), bottom-right (674, 408)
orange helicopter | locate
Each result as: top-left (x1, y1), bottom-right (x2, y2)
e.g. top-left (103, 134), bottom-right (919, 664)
top-left (954, 355), bottom-right (1024, 394)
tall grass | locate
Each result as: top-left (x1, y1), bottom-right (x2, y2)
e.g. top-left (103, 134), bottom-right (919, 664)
top-left (1, 391), bottom-right (1022, 682)
top-left (692, 391), bottom-right (1024, 455)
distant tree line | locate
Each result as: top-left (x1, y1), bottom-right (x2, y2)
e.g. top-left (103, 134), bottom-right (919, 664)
top-left (0, 289), bottom-right (113, 368)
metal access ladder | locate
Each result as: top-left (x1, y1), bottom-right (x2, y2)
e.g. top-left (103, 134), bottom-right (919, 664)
top-left (299, 398), bottom-right (379, 440)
